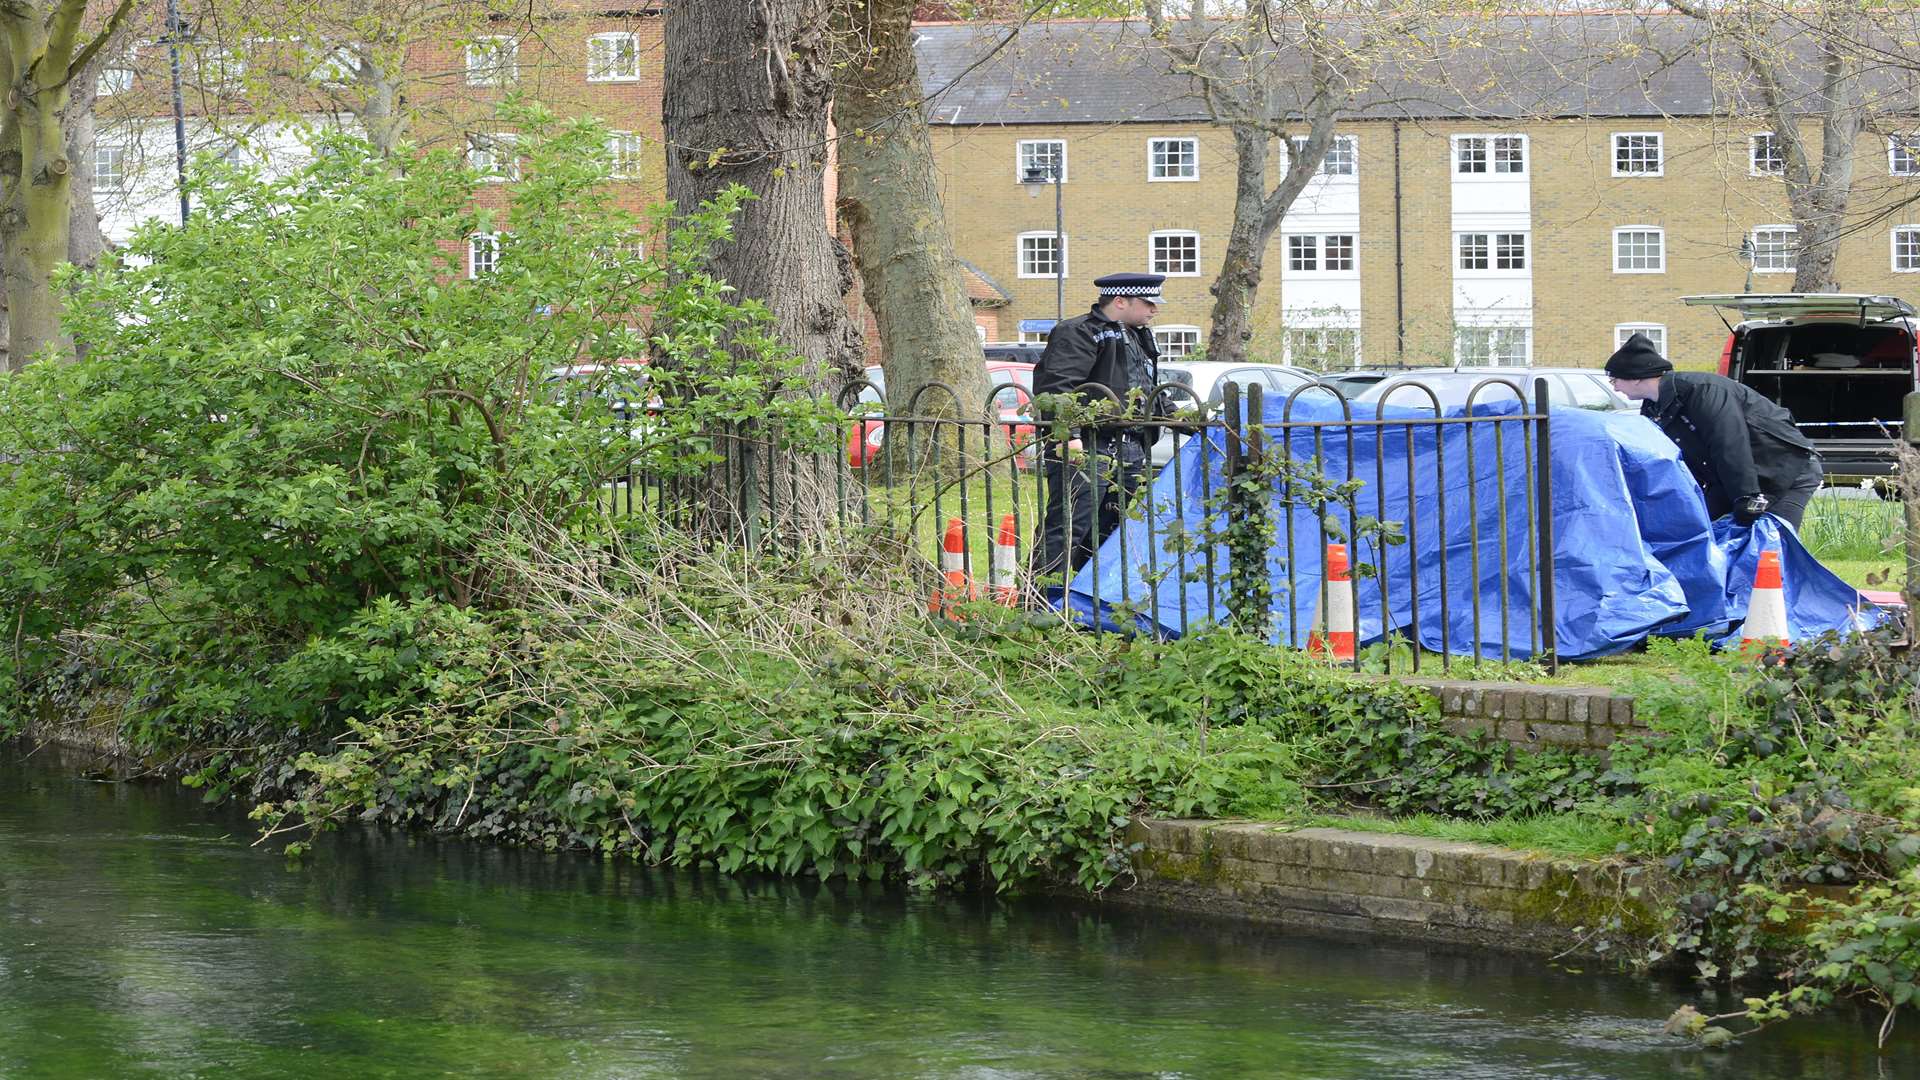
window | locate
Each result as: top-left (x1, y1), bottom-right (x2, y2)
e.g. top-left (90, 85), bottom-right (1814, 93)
top-left (587, 32), bottom-right (640, 82)
top-left (1893, 227), bottom-right (1920, 272)
top-left (1612, 132), bottom-right (1663, 176)
top-left (1288, 235), bottom-right (1317, 272)
top-left (1289, 134), bottom-right (1356, 176)
top-left (1148, 137), bottom-right (1198, 181)
top-left (1613, 227), bottom-right (1665, 273)
top-left (1018, 330), bottom-right (1049, 344)
top-left (469, 233), bottom-right (501, 278)
top-left (468, 134), bottom-right (518, 181)
top-left (1615, 324), bottom-right (1667, 355)
top-left (607, 131), bottom-right (643, 179)
top-left (1016, 139), bottom-right (1065, 184)
top-left (1017, 231), bottom-right (1066, 278)
top-left (1153, 326), bottom-right (1202, 358)
top-left (1284, 328), bottom-right (1360, 368)
top-left (1457, 233), bottom-right (1526, 272)
top-left (1150, 230), bottom-right (1200, 276)
top-left (1455, 326), bottom-right (1531, 366)
top-left (1286, 234), bottom-right (1356, 274)
top-left (466, 36), bottom-right (518, 86)
top-left (1454, 135), bottom-right (1525, 175)
top-left (1891, 136), bottom-right (1920, 177)
top-left (1750, 133), bottom-right (1785, 175)
top-left (1750, 225), bottom-right (1797, 272)
top-left (98, 66), bottom-right (134, 95)
top-left (93, 144), bottom-right (125, 191)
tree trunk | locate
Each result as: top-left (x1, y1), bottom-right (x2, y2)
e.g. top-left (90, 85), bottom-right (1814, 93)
top-left (1206, 125), bottom-right (1276, 366)
top-left (2, 99), bottom-right (77, 370)
top-left (664, 0), bottom-right (865, 540)
top-left (832, 0), bottom-right (994, 473)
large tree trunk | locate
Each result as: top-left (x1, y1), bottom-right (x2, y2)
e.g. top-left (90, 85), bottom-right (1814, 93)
top-left (1, 96), bottom-right (77, 370)
top-left (1206, 125), bottom-right (1276, 366)
top-left (664, 0), bottom-right (864, 539)
top-left (833, 0), bottom-right (993, 472)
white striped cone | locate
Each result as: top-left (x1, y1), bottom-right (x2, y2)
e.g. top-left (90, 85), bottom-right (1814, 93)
top-left (990, 513), bottom-right (1019, 606)
top-left (929, 517), bottom-right (975, 617)
top-left (1307, 543), bottom-right (1357, 661)
top-left (1740, 549), bottom-right (1791, 653)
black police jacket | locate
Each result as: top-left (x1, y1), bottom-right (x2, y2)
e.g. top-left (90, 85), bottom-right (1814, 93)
top-left (1031, 304), bottom-right (1161, 438)
top-left (1641, 371), bottom-right (1818, 518)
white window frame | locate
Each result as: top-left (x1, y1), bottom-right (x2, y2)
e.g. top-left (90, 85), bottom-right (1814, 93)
top-left (1614, 323), bottom-right (1667, 355)
top-left (1611, 132), bottom-right (1664, 177)
top-left (1891, 135), bottom-right (1920, 177)
top-left (607, 131), bottom-right (643, 179)
top-left (1283, 327), bottom-right (1361, 368)
top-left (466, 36), bottom-right (519, 87)
top-left (93, 144), bottom-right (126, 192)
top-left (1456, 232), bottom-right (1527, 274)
top-left (1146, 136), bottom-right (1199, 182)
top-left (1749, 132), bottom-right (1785, 176)
top-left (1454, 326), bottom-right (1532, 366)
top-left (1015, 139), bottom-right (1066, 184)
top-left (1148, 229), bottom-right (1201, 276)
top-left (1452, 134), bottom-right (1527, 177)
top-left (1286, 233), bottom-right (1358, 276)
top-left (1287, 134), bottom-right (1357, 177)
top-left (1018, 330), bottom-right (1049, 344)
top-left (1892, 226), bottom-right (1920, 272)
top-left (1750, 224), bottom-right (1798, 273)
top-left (587, 31), bottom-right (640, 82)
top-left (467, 133), bottom-right (519, 182)
top-left (1016, 230), bottom-right (1067, 279)
top-left (1153, 325), bottom-right (1203, 358)
top-left (469, 232), bottom-right (501, 278)
top-left (98, 65), bottom-right (134, 95)
top-left (1612, 226), bottom-right (1666, 274)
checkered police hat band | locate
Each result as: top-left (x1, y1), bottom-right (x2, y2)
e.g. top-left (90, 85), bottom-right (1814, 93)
top-left (1103, 285), bottom-right (1160, 296)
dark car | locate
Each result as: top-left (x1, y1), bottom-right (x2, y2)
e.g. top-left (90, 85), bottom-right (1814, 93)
top-left (1681, 293), bottom-right (1917, 478)
top-left (983, 341), bottom-right (1045, 365)
top-left (1316, 366), bottom-right (1635, 413)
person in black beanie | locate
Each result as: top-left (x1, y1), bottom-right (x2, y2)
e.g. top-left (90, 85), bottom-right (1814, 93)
top-left (1603, 332), bottom-right (1823, 529)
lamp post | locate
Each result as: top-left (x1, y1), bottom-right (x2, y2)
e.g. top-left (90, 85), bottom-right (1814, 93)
top-left (1022, 159), bottom-right (1063, 330)
top-left (1738, 235), bottom-right (1755, 293)
top-left (162, 0), bottom-right (190, 225)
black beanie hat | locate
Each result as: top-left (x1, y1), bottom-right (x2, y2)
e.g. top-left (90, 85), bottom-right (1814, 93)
top-left (1605, 332), bottom-right (1673, 380)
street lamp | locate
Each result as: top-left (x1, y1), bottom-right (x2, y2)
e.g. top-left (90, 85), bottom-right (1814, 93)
top-left (161, 0), bottom-right (190, 225)
top-left (1022, 159), bottom-right (1063, 331)
top-left (1737, 235), bottom-right (1755, 293)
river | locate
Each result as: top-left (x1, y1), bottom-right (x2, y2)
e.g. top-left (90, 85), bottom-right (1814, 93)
top-left (1, 745), bottom-right (1913, 1078)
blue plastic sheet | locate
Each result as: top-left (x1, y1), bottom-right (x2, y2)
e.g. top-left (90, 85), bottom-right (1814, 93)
top-left (1058, 394), bottom-right (1884, 658)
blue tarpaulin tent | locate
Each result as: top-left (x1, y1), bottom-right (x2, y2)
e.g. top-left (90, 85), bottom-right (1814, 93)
top-left (1058, 395), bottom-right (1885, 659)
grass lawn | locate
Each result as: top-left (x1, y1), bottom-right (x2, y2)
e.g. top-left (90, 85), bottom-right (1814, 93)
top-left (1258, 810), bottom-right (1638, 859)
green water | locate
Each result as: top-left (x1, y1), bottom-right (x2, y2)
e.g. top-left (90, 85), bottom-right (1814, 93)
top-left (1, 746), bottom-right (1913, 1079)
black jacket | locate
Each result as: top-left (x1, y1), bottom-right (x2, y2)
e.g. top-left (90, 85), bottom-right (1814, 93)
top-left (1641, 371), bottom-right (1818, 517)
top-left (1032, 303), bottom-right (1161, 436)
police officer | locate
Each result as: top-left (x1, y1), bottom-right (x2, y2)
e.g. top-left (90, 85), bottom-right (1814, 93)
top-left (1604, 332), bottom-right (1824, 530)
top-left (1030, 272), bottom-right (1165, 578)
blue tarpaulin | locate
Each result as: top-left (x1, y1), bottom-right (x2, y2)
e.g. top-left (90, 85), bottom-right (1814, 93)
top-left (1058, 394), bottom-right (1885, 659)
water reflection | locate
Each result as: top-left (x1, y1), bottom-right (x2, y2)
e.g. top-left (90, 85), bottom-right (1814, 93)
top-left (0, 743), bottom-right (1912, 1078)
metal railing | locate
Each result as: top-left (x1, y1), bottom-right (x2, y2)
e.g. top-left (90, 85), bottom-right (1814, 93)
top-left (616, 373), bottom-right (1559, 674)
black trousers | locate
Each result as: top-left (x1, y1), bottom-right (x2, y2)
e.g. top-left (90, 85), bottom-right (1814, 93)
top-left (1031, 435), bottom-right (1148, 581)
top-left (1768, 456), bottom-right (1824, 532)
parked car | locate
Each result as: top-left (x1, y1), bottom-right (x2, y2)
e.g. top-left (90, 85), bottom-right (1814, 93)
top-left (1315, 366), bottom-right (1635, 414)
top-left (1681, 293), bottom-right (1917, 478)
top-left (846, 361), bottom-right (1037, 467)
top-left (983, 341), bottom-right (1045, 365)
top-left (544, 358), bottom-right (656, 430)
top-left (1148, 361), bottom-right (1326, 466)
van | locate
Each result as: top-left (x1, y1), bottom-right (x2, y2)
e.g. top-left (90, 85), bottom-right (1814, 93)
top-left (1681, 293), bottom-right (1918, 478)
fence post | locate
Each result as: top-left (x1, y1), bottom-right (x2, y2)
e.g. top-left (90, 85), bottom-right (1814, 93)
top-left (1221, 380), bottom-right (1243, 629)
top-left (1903, 392), bottom-right (1920, 616)
top-left (1534, 378), bottom-right (1558, 673)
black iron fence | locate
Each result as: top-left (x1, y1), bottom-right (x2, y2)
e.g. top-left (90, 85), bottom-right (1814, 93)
top-left (617, 373), bottom-right (1558, 674)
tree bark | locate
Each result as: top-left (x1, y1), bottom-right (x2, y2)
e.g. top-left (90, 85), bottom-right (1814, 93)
top-left (832, 0), bottom-right (993, 461)
top-left (664, 0), bottom-right (865, 539)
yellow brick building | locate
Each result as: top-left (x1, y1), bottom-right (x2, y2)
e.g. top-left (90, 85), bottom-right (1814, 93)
top-left (918, 19), bottom-right (1920, 372)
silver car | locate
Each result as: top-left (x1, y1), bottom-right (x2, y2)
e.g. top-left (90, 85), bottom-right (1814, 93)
top-left (1149, 361), bottom-right (1326, 466)
top-left (1315, 366), bottom-right (1635, 414)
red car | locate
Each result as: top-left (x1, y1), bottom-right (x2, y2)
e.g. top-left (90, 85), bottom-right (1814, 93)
top-left (847, 361), bottom-right (1037, 467)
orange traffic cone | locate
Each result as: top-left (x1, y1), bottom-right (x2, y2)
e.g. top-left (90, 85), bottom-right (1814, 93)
top-left (990, 513), bottom-right (1019, 606)
top-left (1307, 543), bottom-right (1357, 661)
top-left (929, 517), bottom-right (976, 617)
top-left (1740, 549), bottom-right (1790, 653)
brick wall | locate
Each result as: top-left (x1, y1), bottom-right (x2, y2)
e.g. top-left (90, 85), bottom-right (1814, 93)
top-left (1397, 677), bottom-right (1643, 754)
